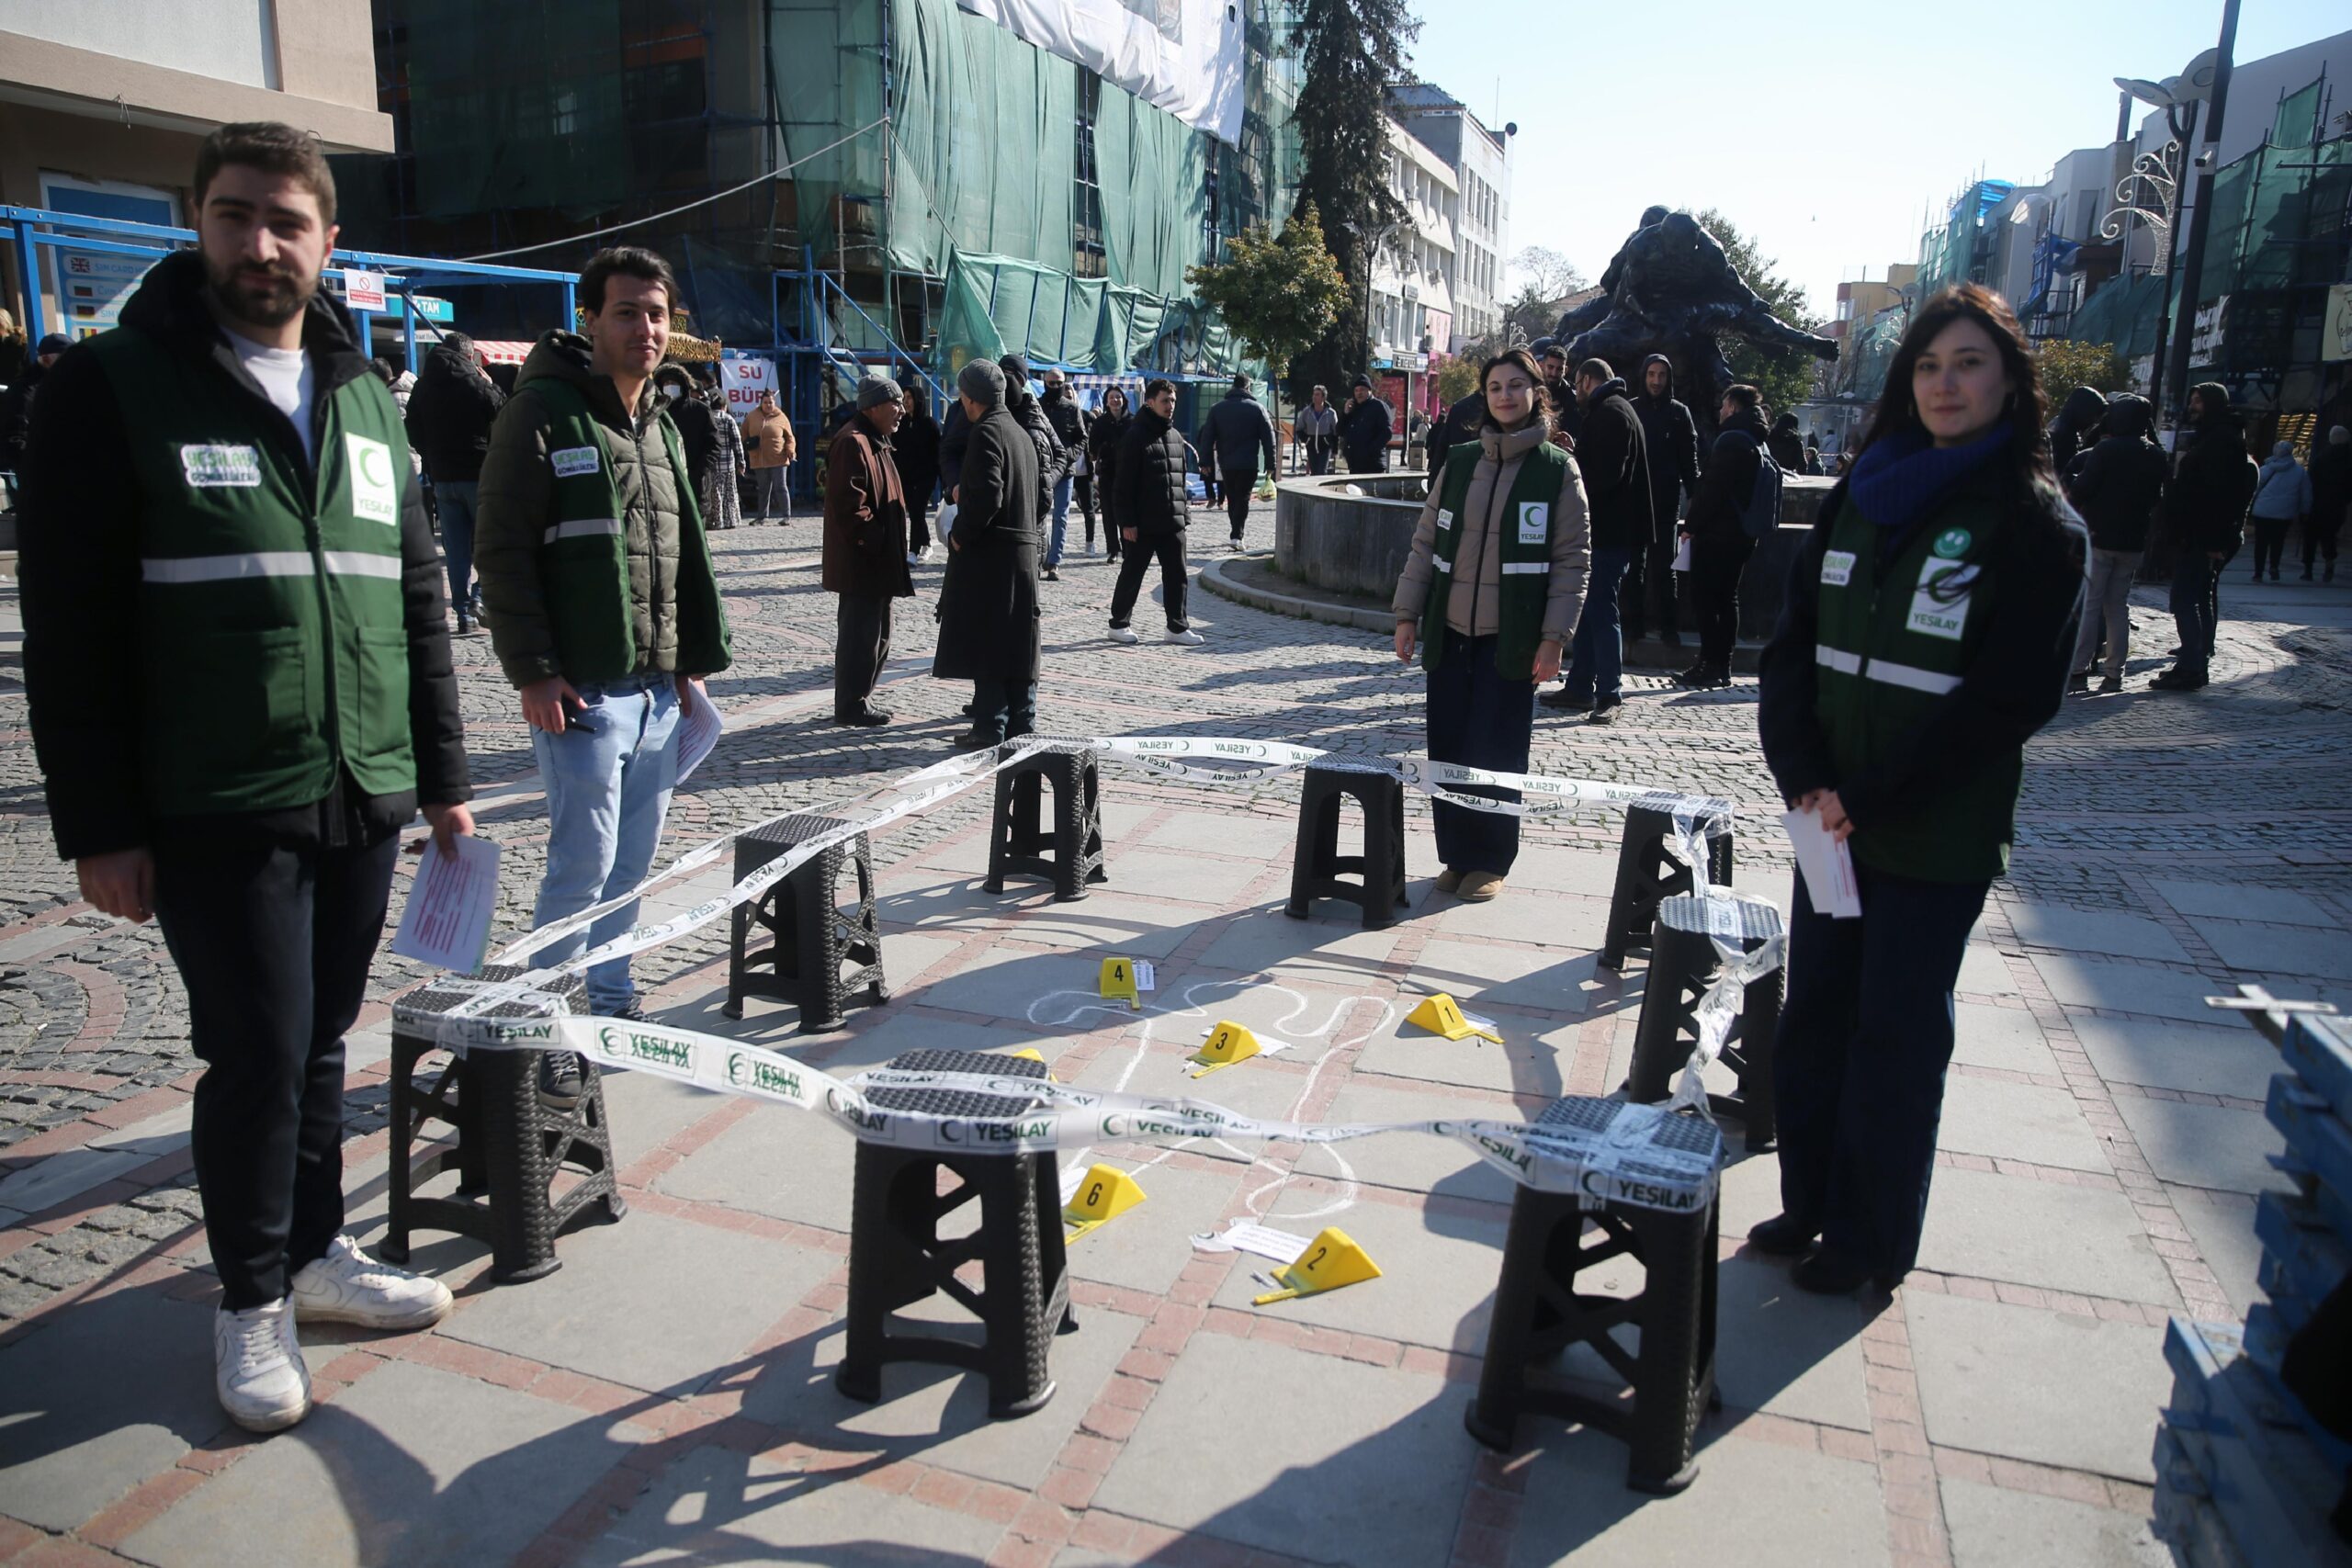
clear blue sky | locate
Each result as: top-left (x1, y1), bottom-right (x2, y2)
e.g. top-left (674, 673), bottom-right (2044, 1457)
top-left (1403, 0), bottom-right (2346, 315)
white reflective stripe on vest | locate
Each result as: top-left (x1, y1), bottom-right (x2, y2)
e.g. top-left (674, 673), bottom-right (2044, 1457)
top-left (543, 517), bottom-right (624, 545)
top-left (1499, 561), bottom-right (1549, 575)
top-left (1431, 555), bottom-right (1453, 573)
top-left (141, 552), bottom-right (315, 584)
top-left (321, 551), bottom-right (403, 581)
top-left (1815, 643), bottom-right (1962, 695)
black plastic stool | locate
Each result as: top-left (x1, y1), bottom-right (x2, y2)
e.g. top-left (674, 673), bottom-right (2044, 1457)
top-left (837, 1049), bottom-right (1076, 1418)
top-left (726, 813), bottom-right (888, 1032)
top-left (1285, 758), bottom-right (1408, 929)
top-left (1465, 1097), bottom-right (1723, 1493)
top-left (985, 740), bottom-right (1107, 902)
top-left (1625, 893), bottom-right (1784, 1151)
top-left (1597, 793), bottom-right (1735, 970)
top-left (383, 967), bottom-right (625, 1283)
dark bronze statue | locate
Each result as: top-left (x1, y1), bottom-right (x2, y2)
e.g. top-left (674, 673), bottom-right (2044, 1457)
top-left (1555, 207), bottom-right (1838, 438)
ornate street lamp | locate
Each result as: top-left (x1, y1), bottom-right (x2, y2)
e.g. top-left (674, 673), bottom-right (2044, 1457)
top-left (2105, 50), bottom-right (2219, 400)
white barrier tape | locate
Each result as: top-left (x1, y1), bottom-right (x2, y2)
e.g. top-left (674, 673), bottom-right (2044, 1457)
top-left (1666, 893), bottom-right (1789, 1119)
top-left (390, 1012), bottom-right (1721, 1213)
top-left (435, 733), bottom-right (1742, 1032)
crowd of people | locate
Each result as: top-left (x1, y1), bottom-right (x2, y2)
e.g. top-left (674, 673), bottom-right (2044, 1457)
top-left (12, 117), bottom-right (2352, 1445)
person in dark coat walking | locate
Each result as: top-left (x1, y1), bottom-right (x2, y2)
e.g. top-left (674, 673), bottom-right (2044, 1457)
top-left (1108, 378), bottom-right (1204, 645)
top-left (1427, 388), bottom-right (1487, 479)
top-left (1545, 360), bottom-right (1649, 720)
top-left (2151, 382), bottom-right (2256, 692)
top-left (0, 332), bottom-right (66, 480)
top-left (1766, 411), bottom-right (1806, 473)
top-left (2047, 385), bottom-right (2108, 474)
top-left (894, 393), bottom-right (942, 563)
top-left (1341, 376), bottom-right (1392, 473)
top-left (936, 359), bottom-right (1043, 748)
top-left (654, 363), bottom-right (719, 506)
top-left (2064, 394), bottom-right (2166, 692)
top-left (1039, 367), bottom-right (1091, 567)
top-left (998, 355), bottom-right (1069, 578)
top-left (2308, 425), bottom-right (2350, 581)
top-left (403, 333), bottom-right (506, 633)
top-left (1676, 386), bottom-right (1772, 688)
top-left (1200, 373), bottom-right (1278, 550)
top-left (1629, 352), bottom-right (1701, 646)
top-left (823, 377), bottom-right (913, 726)
top-left (1088, 385), bottom-right (1133, 565)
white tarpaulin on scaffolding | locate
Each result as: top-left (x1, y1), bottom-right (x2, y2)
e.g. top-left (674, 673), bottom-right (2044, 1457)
top-left (957, 0), bottom-right (1247, 145)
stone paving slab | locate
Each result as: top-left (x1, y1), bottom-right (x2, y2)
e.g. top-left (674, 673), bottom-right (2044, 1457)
top-left (1404, 937), bottom-right (1612, 1019)
top-left (1908, 1290), bottom-right (2169, 1482)
top-left (1935, 1076), bottom-right (2113, 1174)
top-left (1137, 810), bottom-right (1302, 862)
top-left (575, 1444), bottom-right (1002, 1567)
top-left (2148, 877), bottom-right (2333, 927)
top-left (1507, 1426), bottom-right (1890, 1568)
top-left (2070, 1016), bottom-right (2282, 1100)
top-left (1317, 1080), bottom-right (1521, 1204)
top-left (2007, 905), bottom-right (2189, 964)
top-left (2187, 917), bottom-right (2352, 980)
top-left (1941, 1477), bottom-right (2167, 1568)
top-left (1058, 1158), bottom-right (1244, 1296)
top-left (1086, 1333), bottom-right (1478, 1567)
top-left (1915, 1168), bottom-right (2177, 1306)
top-left (2028, 953), bottom-right (2234, 1022)
top-left (2109, 1096), bottom-right (2284, 1195)
top-left (126, 1360), bottom-right (644, 1568)
top-left (1951, 1002), bottom-right (2062, 1077)
top-left (1208, 1196), bottom-right (1506, 1354)
top-left (656, 1100), bottom-right (856, 1232)
top-left (1354, 1014), bottom-right (1574, 1098)
top-left (1188, 905), bottom-right (1404, 980)
top-left (1955, 943), bottom-right (2022, 999)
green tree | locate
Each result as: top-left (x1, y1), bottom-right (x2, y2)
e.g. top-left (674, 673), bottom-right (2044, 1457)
top-left (1693, 208), bottom-right (1823, 420)
top-left (2033, 339), bottom-right (2131, 399)
top-left (1188, 203), bottom-right (1349, 446)
top-left (1434, 353), bottom-right (1479, 407)
top-left (1286, 0), bottom-right (1419, 398)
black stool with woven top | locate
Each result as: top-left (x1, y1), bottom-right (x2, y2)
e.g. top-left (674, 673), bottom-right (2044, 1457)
top-left (383, 966), bottom-right (624, 1283)
top-left (837, 1048), bottom-right (1075, 1418)
top-left (1466, 1096), bottom-right (1723, 1494)
top-left (726, 812), bottom-right (888, 1033)
top-left (1285, 756), bottom-right (1408, 929)
top-left (1597, 793), bottom-right (1735, 970)
top-left (1625, 893), bottom-right (1784, 1151)
top-left (985, 739), bottom-right (1107, 902)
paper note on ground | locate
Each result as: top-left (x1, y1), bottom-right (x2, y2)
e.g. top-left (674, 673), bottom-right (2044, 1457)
top-left (390, 834), bottom-right (503, 971)
top-left (676, 694), bottom-right (726, 784)
top-left (1781, 808), bottom-right (1862, 919)
top-left (1133, 959), bottom-right (1157, 992)
top-left (1190, 1220), bottom-right (1310, 1264)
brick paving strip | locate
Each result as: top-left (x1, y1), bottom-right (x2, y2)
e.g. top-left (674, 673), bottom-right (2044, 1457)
top-left (1, 525), bottom-right (2346, 1563)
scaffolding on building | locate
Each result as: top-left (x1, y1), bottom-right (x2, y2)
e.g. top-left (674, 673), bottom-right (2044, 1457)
top-left (1914, 179), bottom-right (2018, 299)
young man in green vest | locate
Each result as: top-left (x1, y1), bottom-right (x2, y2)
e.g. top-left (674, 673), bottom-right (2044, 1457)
top-left (20, 122), bottom-right (474, 1432)
top-left (475, 248), bottom-right (729, 1109)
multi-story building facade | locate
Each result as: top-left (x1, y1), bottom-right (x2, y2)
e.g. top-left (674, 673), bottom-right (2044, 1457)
top-left (1368, 118), bottom-right (1456, 363)
top-left (1387, 83), bottom-right (1512, 351)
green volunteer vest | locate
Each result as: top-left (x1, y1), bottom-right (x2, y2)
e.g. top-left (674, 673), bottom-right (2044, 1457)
top-left (1812, 485), bottom-right (2019, 881)
top-left (89, 325), bottom-right (416, 818)
top-left (1421, 437), bottom-right (1566, 680)
top-left (526, 378), bottom-right (725, 686)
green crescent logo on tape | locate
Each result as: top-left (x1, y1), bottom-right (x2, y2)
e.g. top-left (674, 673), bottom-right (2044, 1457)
top-left (1932, 527), bottom-right (1973, 558)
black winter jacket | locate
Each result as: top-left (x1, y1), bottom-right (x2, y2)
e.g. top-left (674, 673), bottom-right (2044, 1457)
top-left (1115, 408), bottom-right (1190, 537)
top-left (1041, 387), bottom-right (1090, 456)
top-left (1005, 387), bottom-right (1068, 514)
top-left (1340, 395), bottom-right (1392, 468)
top-left (1631, 355), bottom-right (1702, 537)
top-left (19, 249), bottom-right (469, 860)
top-left (2066, 434), bottom-right (2167, 554)
top-left (1685, 407), bottom-right (1770, 547)
top-left (658, 370), bottom-right (720, 486)
top-left (1575, 380), bottom-right (1653, 553)
top-left (1089, 408), bottom-right (1132, 526)
top-left (935, 406), bottom-right (1042, 682)
top-left (1766, 414), bottom-right (1805, 473)
top-left (1427, 391), bottom-right (1486, 479)
top-left (404, 340), bottom-right (506, 482)
top-left (1201, 389), bottom-right (1277, 478)
top-left (2049, 386), bottom-right (2109, 474)
top-left (2162, 388), bottom-right (2257, 556)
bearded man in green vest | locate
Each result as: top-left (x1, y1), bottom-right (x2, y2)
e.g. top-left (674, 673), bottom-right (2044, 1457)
top-left (20, 122), bottom-right (475, 1433)
top-left (475, 247), bottom-right (730, 1111)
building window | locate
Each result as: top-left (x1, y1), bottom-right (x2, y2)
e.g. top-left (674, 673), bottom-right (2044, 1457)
top-left (1074, 70), bottom-right (1106, 277)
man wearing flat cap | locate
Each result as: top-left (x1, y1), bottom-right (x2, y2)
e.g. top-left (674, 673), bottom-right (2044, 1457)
top-left (823, 375), bottom-right (913, 726)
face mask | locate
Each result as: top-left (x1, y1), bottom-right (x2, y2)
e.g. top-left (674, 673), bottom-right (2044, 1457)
top-left (662, 385), bottom-right (684, 403)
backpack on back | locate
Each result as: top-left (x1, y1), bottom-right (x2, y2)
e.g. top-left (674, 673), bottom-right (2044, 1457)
top-left (1732, 432), bottom-right (1783, 539)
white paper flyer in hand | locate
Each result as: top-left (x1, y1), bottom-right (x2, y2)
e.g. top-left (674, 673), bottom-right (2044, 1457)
top-left (390, 834), bottom-right (503, 971)
top-left (1781, 808), bottom-right (1862, 919)
top-left (1673, 535), bottom-right (1692, 572)
top-left (676, 693), bottom-right (725, 784)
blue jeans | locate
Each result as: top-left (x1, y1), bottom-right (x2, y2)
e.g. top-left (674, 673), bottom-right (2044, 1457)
top-left (435, 479), bottom-right (480, 615)
top-left (1564, 547), bottom-right (1632, 702)
top-left (1047, 476), bottom-right (1073, 567)
top-left (1425, 630), bottom-right (1533, 876)
top-left (529, 676), bottom-right (682, 1013)
top-left (1772, 861), bottom-right (1991, 1279)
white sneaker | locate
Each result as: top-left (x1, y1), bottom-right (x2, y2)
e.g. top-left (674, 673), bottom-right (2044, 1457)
top-left (921, 544), bottom-right (937, 563)
top-left (290, 1235), bottom-right (455, 1330)
top-left (215, 1300), bottom-right (311, 1433)
top-left (1108, 625), bottom-right (1140, 644)
top-left (1165, 627), bottom-right (1205, 646)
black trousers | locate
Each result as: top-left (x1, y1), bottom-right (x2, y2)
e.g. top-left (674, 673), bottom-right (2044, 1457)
top-left (834, 592), bottom-right (893, 716)
top-left (908, 498), bottom-right (931, 554)
top-left (1075, 474), bottom-right (1097, 536)
top-left (1690, 536), bottom-right (1754, 670)
top-left (2253, 516), bottom-right (2291, 577)
top-left (1110, 530), bottom-right (1190, 630)
top-left (1222, 465), bottom-right (1255, 539)
top-left (1621, 535), bottom-right (1672, 639)
top-left (1772, 862), bottom-right (1991, 1278)
top-left (153, 828), bottom-right (400, 1310)
top-left (2302, 509), bottom-right (2342, 567)
top-left (1425, 630), bottom-right (1532, 876)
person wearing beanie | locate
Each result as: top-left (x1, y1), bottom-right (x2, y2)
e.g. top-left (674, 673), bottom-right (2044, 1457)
top-left (822, 376), bottom-right (912, 725)
top-left (1342, 375), bottom-right (1392, 473)
top-left (937, 357), bottom-right (1044, 747)
top-left (2307, 425), bottom-right (2349, 581)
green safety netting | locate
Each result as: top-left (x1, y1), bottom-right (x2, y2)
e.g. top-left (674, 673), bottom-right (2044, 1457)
top-left (933, 250), bottom-right (1253, 378)
top-left (2194, 132), bottom-right (2350, 303)
top-left (1916, 179), bottom-right (2017, 299)
top-left (2068, 273), bottom-right (2169, 361)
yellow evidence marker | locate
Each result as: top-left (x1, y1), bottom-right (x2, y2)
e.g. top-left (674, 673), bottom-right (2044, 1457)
top-left (1100, 957), bottom-right (1142, 1010)
top-left (1008, 1045), bottom-right (1055, 1079)
top-left (1251, 1226), bottom-right (1382, 1304)
top-left (1190, 1020), bottom-right (1262, 1077)
top-left (1406, 992), bottom-right (1502, 1043)
top-left (1063, 1164), bottom-right (1147, 1242)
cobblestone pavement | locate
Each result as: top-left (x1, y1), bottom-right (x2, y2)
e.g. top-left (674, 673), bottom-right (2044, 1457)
top-left (1, 492), bottom-right (2347, 1566)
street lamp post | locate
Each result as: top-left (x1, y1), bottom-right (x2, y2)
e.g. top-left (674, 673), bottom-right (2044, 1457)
top-left (2161, 0), bottom-right (2241, 432)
